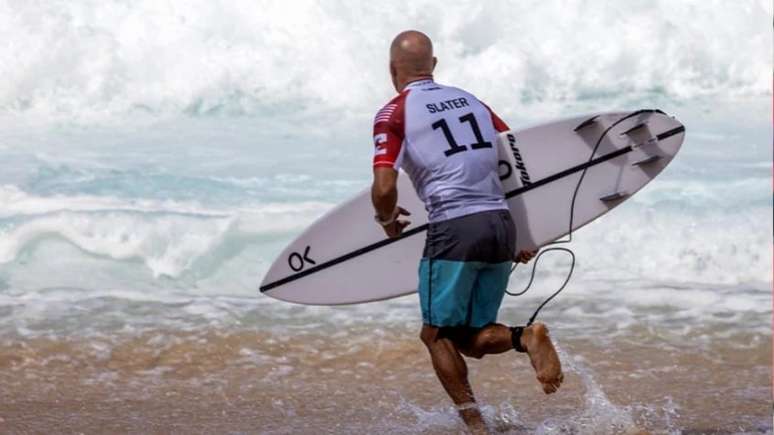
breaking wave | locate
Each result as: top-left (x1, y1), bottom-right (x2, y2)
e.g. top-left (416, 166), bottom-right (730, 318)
top-left (0, 0), bottom-right (770, 121)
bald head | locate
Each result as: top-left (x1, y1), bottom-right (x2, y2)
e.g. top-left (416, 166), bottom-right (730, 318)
top-left (389, 30), bottom-right (437, 92)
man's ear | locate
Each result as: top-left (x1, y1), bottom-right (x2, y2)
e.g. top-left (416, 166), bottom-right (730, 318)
top-left (432, 57), bottom-right (438, 72)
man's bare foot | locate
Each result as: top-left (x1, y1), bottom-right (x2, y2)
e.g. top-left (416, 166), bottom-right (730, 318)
top-left (520, 323), bottom-right (563, 394)
top-left (457, 404), bottom-right (488, 435)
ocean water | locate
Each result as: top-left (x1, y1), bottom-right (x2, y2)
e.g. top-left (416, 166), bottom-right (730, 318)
top-left (0, 1), bottom-right (771, 433)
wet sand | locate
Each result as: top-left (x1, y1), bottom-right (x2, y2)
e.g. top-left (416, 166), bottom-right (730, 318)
top-left (0, 324), bottom-right (770, 434)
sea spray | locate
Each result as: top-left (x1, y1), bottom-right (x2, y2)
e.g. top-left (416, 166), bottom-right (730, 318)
top-left (535, 343), bottom-right (639, 434)
top-left (0, 1), bottom-right (770, 122)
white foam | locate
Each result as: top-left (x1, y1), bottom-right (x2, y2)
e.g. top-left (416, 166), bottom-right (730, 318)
top-left (0, 184), bottom-right (333, 278)
top-left (0, 184), bottom-right (332, 223)
top-left (0, 1), bottom-right (770, 122)
top-left (0, 211), bottom-right (232, 278)
top-left (547, 203), bottom-right (772, 288)
top-left (0, 184), bottom-right (223, 217)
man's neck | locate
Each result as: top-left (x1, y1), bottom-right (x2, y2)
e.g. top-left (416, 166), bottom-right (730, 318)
top-left (399, 75), bottom-right (433, 91)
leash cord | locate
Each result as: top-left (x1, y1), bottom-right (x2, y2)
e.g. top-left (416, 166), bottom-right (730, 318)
top-left (506, 111), bottom-right (648, 326)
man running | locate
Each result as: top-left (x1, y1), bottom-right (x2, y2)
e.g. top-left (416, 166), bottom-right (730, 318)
top-left (370, 30), bottom-right (564, 433)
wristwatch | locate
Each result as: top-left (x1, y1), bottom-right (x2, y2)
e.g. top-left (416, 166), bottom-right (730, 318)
top-left (374, 208), bottom-right (398, 226)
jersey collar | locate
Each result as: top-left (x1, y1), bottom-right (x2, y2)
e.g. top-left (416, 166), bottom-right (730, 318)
top-left (404, 78), bottom-right (434, 89)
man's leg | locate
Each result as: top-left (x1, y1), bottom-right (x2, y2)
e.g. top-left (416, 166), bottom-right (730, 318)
top-left (461, 250), bottom-right (564, 394)
top-left (456, 322), bottom-right (564, 394)
top-left (455, 323), bottom-right (512, 357)
top-left (419, 324), bottom-right (487, 433)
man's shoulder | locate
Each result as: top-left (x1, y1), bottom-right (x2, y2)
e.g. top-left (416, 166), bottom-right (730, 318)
top-left (376, 90), bottom-right (410, 110)
top-left (434, 83), bottom-right (480, 100)
top-left (374, 90), bottom-right (410, 125)
top-left (436, 84), bottom-right (507, 130)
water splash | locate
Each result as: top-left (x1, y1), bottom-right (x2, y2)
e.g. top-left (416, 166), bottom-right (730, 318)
top-left (395, 398), bottom-right (528, 434)
top-left (535, 343), bottom-right (640, 435)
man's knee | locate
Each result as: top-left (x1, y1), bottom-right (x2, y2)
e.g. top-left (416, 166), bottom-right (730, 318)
top-left (419, 324), bottom-right (438, 347)
top-left (438, 326), bottom-right (484, 359)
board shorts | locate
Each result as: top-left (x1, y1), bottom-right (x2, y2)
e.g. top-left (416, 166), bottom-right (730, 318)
top-left (418, 209), bottom-right (516, 328)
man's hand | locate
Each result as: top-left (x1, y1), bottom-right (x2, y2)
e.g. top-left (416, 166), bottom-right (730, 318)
top-left (515, 249), bottom-right (538, 264)
top-left (379, 206), bottom-right (411, 238)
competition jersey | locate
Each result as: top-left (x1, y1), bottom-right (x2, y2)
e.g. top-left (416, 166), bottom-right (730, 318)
top-left (373, 78), bottom-right (510, 222)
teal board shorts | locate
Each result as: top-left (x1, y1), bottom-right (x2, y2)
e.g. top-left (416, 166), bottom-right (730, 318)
top-left (418, 209), bottom-right (516, 328)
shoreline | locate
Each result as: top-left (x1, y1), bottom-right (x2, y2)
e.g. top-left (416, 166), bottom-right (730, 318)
top-left (0, 325), bottom-right (769, 433)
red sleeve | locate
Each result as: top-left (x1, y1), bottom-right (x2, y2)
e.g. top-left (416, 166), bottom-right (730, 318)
top-left (481, 101), bottom-right (510, 132)
top-left (372, 91), bottom-right (408, 169)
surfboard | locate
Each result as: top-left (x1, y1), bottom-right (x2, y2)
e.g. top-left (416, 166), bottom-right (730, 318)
top-left (260, 109), bottom-right (685, 305)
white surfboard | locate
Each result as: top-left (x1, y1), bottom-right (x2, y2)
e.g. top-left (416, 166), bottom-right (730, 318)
top-left (260, 110), bottom-right (685, 305)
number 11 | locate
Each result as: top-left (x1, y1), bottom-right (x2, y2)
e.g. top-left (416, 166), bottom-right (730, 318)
top-left (431, 112), bottom-right (493, 157)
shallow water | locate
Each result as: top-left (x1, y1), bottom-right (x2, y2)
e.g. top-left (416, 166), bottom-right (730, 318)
top-left (0, 1), bottom-right (772, 433)
top-left (0, 322), bottom-right (770, 433)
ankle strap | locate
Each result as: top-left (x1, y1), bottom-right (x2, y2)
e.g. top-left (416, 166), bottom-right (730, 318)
top-left (510, 326), bottom-right (527, 353)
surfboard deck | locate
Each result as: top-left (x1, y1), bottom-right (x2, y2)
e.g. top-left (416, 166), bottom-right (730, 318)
top-left (260, 109), bottom-right (685, 305)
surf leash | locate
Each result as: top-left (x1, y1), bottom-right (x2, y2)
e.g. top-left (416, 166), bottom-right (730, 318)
top-left (506, 110), bottom-right (659, 326)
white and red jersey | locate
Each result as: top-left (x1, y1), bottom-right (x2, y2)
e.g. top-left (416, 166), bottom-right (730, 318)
top-left (373, 78), bottom-right (510, 222)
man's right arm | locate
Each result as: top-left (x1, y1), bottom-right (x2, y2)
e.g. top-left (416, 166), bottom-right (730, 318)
top-left (371, 167), bottom-right (410, 238)
top-left (371, 167), bottom-right (398, 221)
top-left (371, 97), bottom-right (410, 238)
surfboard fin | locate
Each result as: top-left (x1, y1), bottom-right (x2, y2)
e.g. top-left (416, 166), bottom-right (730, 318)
top-left (631, 154), bottom-right (661, 166)
top-left (573, 115), bottom-right (599, 132)
top-left (631, 136), bottom-right (659, 150)
top-left (620, 122), bottom-right (648, 136)
top-left (599, 191), bottom-right (628, 202)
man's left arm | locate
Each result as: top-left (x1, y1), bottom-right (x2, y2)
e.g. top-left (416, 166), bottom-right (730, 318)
top-left (482, 100), bottom-right (538, 263)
